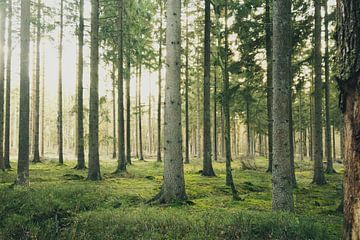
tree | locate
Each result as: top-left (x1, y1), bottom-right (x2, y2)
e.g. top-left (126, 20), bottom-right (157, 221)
top-left (272, 0), bottom-right (294, 211)
top-left (335, 0), bottom-right (360, 237)
top-left (265, 0), bottom-right (273, 173)
top-left (324, 0), bottom-right (335, 174)
top-left (112, 65), bottom-right (116, 159)
top-left (156, 0), bottom-right (163, 163)
top-left (17, 0), bottom-right (31, 185)
top-left (57, 0), bottom-right (64, 165)
top-left (202, 0), bottom-right (215, 176)
top-left (224, 0), bottom-right (240, 200)
top-left (87, 0), bottom-right (101, 181)
top-left (32, 0), bottom-right (42, 163)
top-left (76, 0), bottom-right (85, 169)
top-left (115, 0), bottom-right (126, 173)
top-left (312, 0), bottom-right (326, 185)
top-left (4, 0), bottom-right (12, 169)
top-left (184, 0), bottom-right (189, 164)
top-left (152, 0), bottom-right (187, 203)
top-left (0, 0), bottom-right (5, 171)
top-left (125, 48), bottom-right (131, 165)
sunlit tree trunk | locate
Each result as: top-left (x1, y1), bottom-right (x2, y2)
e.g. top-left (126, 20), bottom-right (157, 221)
top-left (312, 0), bottom-right (326, 185)
top-left (153, 0), bottom-right (187, 203)
top-left (4, 0), bottom-right (12, 169)
top-left (272, 0), bottom-right (294, 211)
top-left (87, 0), bottom-right (101, 180)
top-left (17, 0), bottom-right (31, 185)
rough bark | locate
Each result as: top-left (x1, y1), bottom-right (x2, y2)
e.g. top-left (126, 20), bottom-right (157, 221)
top-left (57, 0), bottom-right (64, 165)
top-left (32, 0), bottom-right (41, 164)
top-left (17, 0), bottom-right (31, 185)
top-left (87, 0), bottom-right (101, 181)
top-left (313, 0), bottom-right (326, 185)
top-left (154, 0), bottom-right (187, 203)
top-left (116, 0), bottom-right (126, 173)
top-left (202, 0), bottom-right (215, 176)
top-left (335, 0), bottom-right (360, 237)
top-left (265, 0), bottom-right (273, 172)
top-left (324, 0), bottom-right (335, 174)
top-left (0, 0), bottom-right (5, 170)
top-left (272, 0), bottom-right (294, 211)
top-left (4, 0), bottom-right (12, 169)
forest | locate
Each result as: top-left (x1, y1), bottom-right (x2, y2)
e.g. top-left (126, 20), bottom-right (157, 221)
top-left (0, 0), bottom-right (359, 239)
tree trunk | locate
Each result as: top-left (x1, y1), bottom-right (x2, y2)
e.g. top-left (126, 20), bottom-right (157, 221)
top-left (213, 64), bottom-right (218, 162)
top-left (57, 0), bottom-right (64, 165)
top-left (32, 0), bottom-right (41, 163)
top-left (335, 0), bottom-right (360, 237)
top-left (313, 0), bottom-right (326, 185)
top-left (332, 125), bottom-right (336, 161)
top-left (202, 0), bottom-right (215, 176)
top-left (324, 0), bottom-right (335, 174)
top-left (138, 64), bottom-right (144, 161)
top-left (272, 0), bottom-right (294, 211)
top-left (288, 80), bottom-right (296, 186)
top-left (75, 0), bottom-right (85, 169)
top-left (126, 50), bottom-right (131, 165)
top-left (224, 0), bottom-right (240, 200)
top-left (41, 36), bottom-right (45, 158)
top-left (196, 59), bottom-right (201, 159)
top-left (112, 64), bottom-right (116, 159)
top-left (4, 0), bottom-right (12, 169)
top-left (184, 2), bottom-right (190, 164)
top-left (156, 0), bottom-right (163, 163)
top-left (148, 75), bottom-right (152, 155)
top-left (116, 0), bottom-right (126, 173)
top-left (87, 0), bottom-right (101, 180)
top-left (0, 0), bottom-right (5, 170)
top-left (246, 101), bottom-right (251, 156)
top-left (265, 0), bottom-right (273, 172)
top-left (17, 0), bottom-right (31, 185)
top-left (154, 0), bottom-right (187, 203)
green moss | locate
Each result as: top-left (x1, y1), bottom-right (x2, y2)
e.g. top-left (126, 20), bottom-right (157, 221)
top-left (0, 157), bottom-right (343, 239)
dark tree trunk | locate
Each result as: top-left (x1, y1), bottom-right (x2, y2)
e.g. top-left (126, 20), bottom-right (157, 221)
top-left (4, 0), bottom-right (12, 169)
top-left (112, 64), bottom-right (116, 159)
top-left (17, 0), bottom-right (31, 185)
top-left (57, 0), bottom-right (64, 165)
top-left (202, 0), bottom-right (215, 176)
top-left (335, 0), bottom-right (360, 237)
top-left (272, 0), bottom-right (294, 211)
top-left (265, 0), bottom-right (273, 173)
top-left (324, 0), bottom-right (335, 174)
top-left (87, 0), bottom-right (101, 181)
top-left (213, 65), bottom-right (218, 162)
top-left (313, 0), bottom-right (326, 185)
top-left (156, 0), bottom-right (163, 163)
top-left (126, 50), bottom-right (131, 165)
top-left (116, 0), bottom-right (126, 173)
top-left (224, 0), bottom-right (240, 200)
top-left (0, 0), bottom-right (6, 170)
top-left (75, 0), bottom-right (85, 169)
top-left (32, 0), bottom-right (41, 164)
top-left (288, 81), bottom-right (296, 186)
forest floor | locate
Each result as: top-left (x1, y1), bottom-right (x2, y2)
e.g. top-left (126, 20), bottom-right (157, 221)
top-left (0, 156), bottom-right (343, 239)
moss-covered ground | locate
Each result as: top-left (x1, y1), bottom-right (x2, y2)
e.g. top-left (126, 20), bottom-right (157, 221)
top-left (0, 156), bottom-right (343, 239)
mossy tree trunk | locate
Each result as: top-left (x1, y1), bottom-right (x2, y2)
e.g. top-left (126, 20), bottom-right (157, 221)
top-left (272, 0), bottom-right (294, 211)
